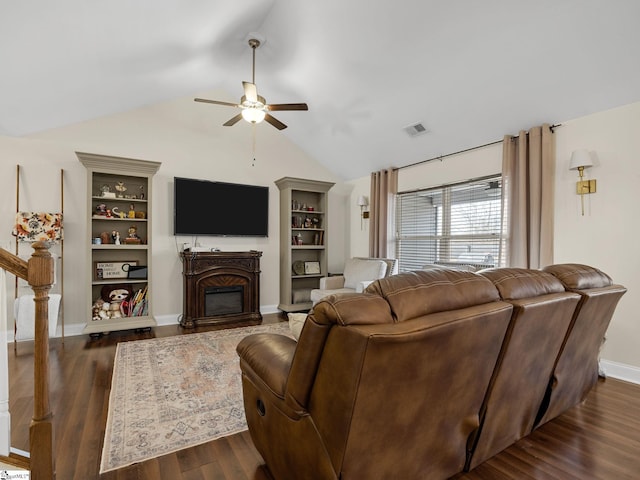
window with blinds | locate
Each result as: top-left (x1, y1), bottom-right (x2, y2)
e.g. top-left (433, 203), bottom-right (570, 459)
top-left (395, 175), bottom-right (505, 273)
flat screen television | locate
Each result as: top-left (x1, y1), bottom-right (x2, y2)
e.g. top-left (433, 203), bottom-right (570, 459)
top-left (174, 177), bottom-right (269, 237)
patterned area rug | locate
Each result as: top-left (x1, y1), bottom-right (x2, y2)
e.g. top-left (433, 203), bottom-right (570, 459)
top-left (100, 321), bottom-right (293, 473)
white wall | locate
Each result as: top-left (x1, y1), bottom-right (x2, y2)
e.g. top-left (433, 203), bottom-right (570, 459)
top-left (348, 101), bottom-right (640, 374)
top-left (553, 102), bottom-right (640, 371)
top-left (346, 175), bottom-right (371, 258)
top-left (1, 91), bottom-right (346, 335)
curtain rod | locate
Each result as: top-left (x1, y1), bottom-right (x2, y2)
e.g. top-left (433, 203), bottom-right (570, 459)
top-left (395, 123), bottom-right (561, 171)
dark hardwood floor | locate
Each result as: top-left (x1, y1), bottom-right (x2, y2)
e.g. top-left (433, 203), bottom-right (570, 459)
top-left (7, 314), bottom-right (640, 479)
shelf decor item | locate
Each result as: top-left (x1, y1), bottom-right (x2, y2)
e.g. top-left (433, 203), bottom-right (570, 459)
top-left (292, 261), bottom-right (305, 276)
top-left (95, 261), bottom-right (137, 280)
top-left (115, 181), bottom-right (127, 198)
top-left (304, 261), bottom-right (320, 275)
top-left (101, 184), bottom-right (116, 198)
top-left (100, 232), bottom-right (111, 244)
top-left (127, 265), bottom-right (148, 279)
top-left (124, 225), bottom-right (142, 244)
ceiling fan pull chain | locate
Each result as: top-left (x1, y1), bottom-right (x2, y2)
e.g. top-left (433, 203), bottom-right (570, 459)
top-left (252, 123), bottom-right (257, 167)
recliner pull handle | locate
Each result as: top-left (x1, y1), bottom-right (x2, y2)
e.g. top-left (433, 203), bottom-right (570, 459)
top-left (257, 398), bottom-right (266, 416)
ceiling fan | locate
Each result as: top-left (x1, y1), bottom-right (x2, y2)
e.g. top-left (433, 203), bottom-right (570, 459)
top-left (194, 37), bottom-right (308, 130)
top-left (485, 180), bottom-right (502, 197)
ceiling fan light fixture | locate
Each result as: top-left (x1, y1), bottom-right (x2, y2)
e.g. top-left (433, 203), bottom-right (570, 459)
top-left (241, 107), bottom-right (266, 124)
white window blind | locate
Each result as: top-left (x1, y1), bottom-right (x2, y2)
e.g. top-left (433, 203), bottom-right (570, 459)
top-left (395, 175), bottom-right (505, 273)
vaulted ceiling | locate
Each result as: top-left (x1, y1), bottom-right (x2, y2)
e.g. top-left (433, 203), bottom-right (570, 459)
top-left (2, 1), bottom-right (639, 180)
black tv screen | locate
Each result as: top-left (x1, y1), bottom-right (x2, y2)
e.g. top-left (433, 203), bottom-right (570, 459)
top-left (174, 177), bottom-right (269, 237)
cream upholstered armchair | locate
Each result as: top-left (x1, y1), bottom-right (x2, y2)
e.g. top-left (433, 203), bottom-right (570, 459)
top-left (309, 257), bottom-right (397, 306)
top-left (287, 257), bottom-right (397, 340)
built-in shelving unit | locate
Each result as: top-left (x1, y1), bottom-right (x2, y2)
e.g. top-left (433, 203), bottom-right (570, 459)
top-left (78, 152), bottom-right (161, 336)
top-left (276, 177), bottom-right (334, 312)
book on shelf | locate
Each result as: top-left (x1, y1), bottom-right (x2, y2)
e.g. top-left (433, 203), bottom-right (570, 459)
top-left (128, 285), bottom-right (148, 316)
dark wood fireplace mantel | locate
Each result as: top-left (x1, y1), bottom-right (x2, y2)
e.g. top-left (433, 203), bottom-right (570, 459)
top-left (180, 250), bottom-right (262, 328)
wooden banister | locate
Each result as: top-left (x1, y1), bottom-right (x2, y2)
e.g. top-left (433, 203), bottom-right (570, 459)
top-left (0, 241), bottom-right (55, 479)
top-left (0, 249), bottom-right (28, 279)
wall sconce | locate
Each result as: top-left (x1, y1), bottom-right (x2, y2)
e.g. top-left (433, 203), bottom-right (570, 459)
top-left (357, 195), bottom-right (369, 229)
top-left (569, 150), bottom-right (596, 216)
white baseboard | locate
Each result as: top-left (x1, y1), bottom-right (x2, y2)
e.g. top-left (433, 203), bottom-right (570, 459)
top-left (4, 305), bottom-right (284, 342)
top-left (260, 304), bottom-right (280, 315)
top-left (10, 447), bottom-right (29, 458)
top-left (154, 314), bottom-right (181, 326)
top-left (4, 323), bottom-right (86, 342)
top-left (58, 323), bottom-right (86, 338)
top-left (600, 359), bottom-right (640, 385)
top-left (0, 411), bottom-right (9, 457)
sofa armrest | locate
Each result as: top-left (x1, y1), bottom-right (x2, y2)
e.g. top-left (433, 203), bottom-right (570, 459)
top-left (355, 280), bottom-right (374, 293)
top-left (237, 333), bottom-right (297, 397)
top-left (319, 275), bottom-right (345, 290)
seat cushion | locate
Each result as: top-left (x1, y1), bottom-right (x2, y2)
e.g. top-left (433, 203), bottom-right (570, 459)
top-left (343, 259), bottom-right (387, 289)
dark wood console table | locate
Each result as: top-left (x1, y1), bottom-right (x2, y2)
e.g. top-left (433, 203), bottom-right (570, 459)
top-left (180, 250), bottom-right (262, 328)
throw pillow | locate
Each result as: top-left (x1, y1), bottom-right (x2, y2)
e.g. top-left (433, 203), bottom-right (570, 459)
top-left (287, 312), bottom-right (308, 340)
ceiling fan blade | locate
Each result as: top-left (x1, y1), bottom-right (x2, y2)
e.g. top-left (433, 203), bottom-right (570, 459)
top-left (223, 113), bottom-right (243, 127)
top-left (194, 98), bottom-right (240, 108)
top-left (264, 113), bottom-right (287, 130)
top-left (243, 82), bottom-right (258, 103)
top-left (266, 103), bottom-right (309, 111)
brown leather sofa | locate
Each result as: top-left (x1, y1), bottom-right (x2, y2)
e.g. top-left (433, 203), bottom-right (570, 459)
top-left (236, 265), bottom-right (625, 480)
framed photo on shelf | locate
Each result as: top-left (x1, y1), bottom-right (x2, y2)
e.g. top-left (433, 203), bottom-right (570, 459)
top-left (304, 261), bottom-right (321, 275)
top-left (95, 260), bottom-right (138, 280)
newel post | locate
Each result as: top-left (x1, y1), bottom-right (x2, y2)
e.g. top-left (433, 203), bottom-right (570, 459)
top-left (28, 241), bottom-right (55, 479)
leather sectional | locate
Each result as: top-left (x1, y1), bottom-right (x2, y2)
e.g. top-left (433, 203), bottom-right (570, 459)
top-left (236, 264), bottom-right (625, 480)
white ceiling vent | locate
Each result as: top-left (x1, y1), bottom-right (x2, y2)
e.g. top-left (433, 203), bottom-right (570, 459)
top-left (403, 122), bottom-right (429, 138)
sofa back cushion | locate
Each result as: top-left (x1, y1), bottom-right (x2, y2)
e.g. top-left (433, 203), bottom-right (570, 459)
top-left (543, 263), bottom-right (613, 290)
top-left (479, 267), bottom-right (565, 299)
top-left (343, 258), bottom-right (387, 289)
top-left (366, 269), bottom-right (500, 322)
